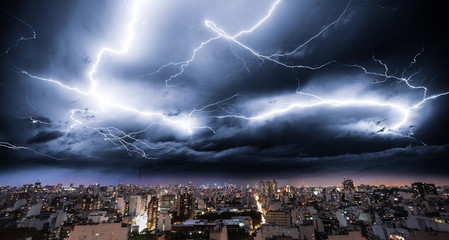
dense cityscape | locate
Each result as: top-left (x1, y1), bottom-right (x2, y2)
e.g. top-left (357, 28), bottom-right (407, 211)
top-left (0, 179), bottom-right (448, 240)
top-left (2, 0), bottom-right (449, 239)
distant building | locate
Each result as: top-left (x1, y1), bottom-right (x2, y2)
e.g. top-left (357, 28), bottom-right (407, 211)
top-left (159, 194), bottom-right (176, 211)
top-left (147, 196), bottom-right (158, 230)
top-left (299, 225), bottom-right (315, 240)
top-left (405, 231), bottom-right (449, 240)
top-left (157, 211), bottom-right (172, 231)
top-left (255, 224), bottom-right (299, 240)
top-left (335, 210), bottom-right (347, 228)
top-left (266, 211), bottom-right (288, 226)
top-left (172, 219), bottom-right (215, 232)
top-left (17, 217), bottom-right (47, 231)
top-left (13, 198), bottom-right (27, 211)
top-left (129, 195), bottom-right (141, 217)
top-left (343, 179), bottom-right (355, 193)
top-left (210, 225), bottom-right (227, 240)
top-left (198, 199), bottom-right (206, 211)
top-left (48, 210), bottom-right (67, 230)
top-left (26, 202), bottom-right (43, 217)
top-left (261, 179), bottom-right (278, 198)
top-left (328, 231), bottom-right (366, 240)
top-left (412, 182), bottom-right (437, 200)
top-left (66, 223), bottom-right (129, 240)
top-left (232, 216), bottom-right (253, 229)
top-left (82, 197), bottom-right (97, 211)
top-left (116, 197), bottom-right (126, 215)
top-left (177, 193), bottom-right (195, 220)
top-left (87, 211), bottom-right (109, 223)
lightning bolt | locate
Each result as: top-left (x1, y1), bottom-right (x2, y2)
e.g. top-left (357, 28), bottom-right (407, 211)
top-left (152, 0), bottom-right (351, 86)
top-left (1, 9), bottom-right (37, 56)
top-left (151, 0), bottom-right (442, 143)
top-left (29, 116), bottom-right (55, 126)
top-left (5, 0), bottom-right (243, 160)
top-left (268, 1), bottom-right (352, 58)
top-left (149, 0), bottom-right (284, 86)
top-left (206, 50), bottom-right (449, 144)
top-left (2, 0), bottom-right (448, 161)
top-left (2, 0), bottom-right (189, 159)
top-left (4, 0), bottom-right (290, 159)
top-left (0, 142), bottom-right (66, 160)
top-left (187, 93), bottom-right (241, 134)
top-left (348, 52), bottom-right (449, 110)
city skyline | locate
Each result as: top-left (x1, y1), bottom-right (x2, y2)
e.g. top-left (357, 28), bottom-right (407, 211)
top-left (2, 173), bottom-right (449, 188)
top-left (1, 176), bottom-right (448, 239)
top-left (1, 0), bottom-right (449, 186)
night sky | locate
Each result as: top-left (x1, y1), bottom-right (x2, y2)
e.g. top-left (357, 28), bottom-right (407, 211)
top-left (1, 0), bottom-right (449, 186)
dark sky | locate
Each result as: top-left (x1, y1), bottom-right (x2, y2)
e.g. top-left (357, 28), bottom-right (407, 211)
top-left (1, 0), bottom-right (449, 186)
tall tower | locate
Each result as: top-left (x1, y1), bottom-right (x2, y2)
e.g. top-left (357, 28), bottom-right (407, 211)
top-left (147, 196), bottom-right (158, 230)
top-left (412, 182), bottom-right (437, 200)
top-left (129, 195), bottom-right (141, 217)
top-left (342, 179), bottom-right (354, 193)
top-left (272, 179), bottom-right (278, 197)
top-left (177, 193), bottom-right (195, 220)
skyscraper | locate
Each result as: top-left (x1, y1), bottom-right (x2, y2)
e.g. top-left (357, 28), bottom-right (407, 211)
top-left (129, 195), bottom-right (141, 217)
top-left (147, 196), bottom-right (158, 230)
top-left (159, 193), bottom-right (176, 211)
top-left (412, 182), bottom-right (437, 200)
top-left (177, 193), bottom-right (195, 220)
top-left (343, 179), bottom-right (355, 193)
top-left (261, 179), bottom-right (278, 198)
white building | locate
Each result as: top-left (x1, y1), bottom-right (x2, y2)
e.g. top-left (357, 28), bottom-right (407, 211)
top-left (67, 223), bottom-right (129, 240)
top-left (26, 203), bottom-right (43, 217)
top-left (157, 211), bottom-right (172, 231)
top-left (129, 195), bottom-right (141, 217)
top-left (116, 197), bottom-right (126, 215)
top-left (87, 211), bottom-right (109, 223)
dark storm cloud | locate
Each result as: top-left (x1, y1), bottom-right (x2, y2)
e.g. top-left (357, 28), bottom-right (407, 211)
top-left (130, 144), bottom-right (449, 178)
top-left (2, 141), bottom-right (448, 180)
top-left (26, 130), bottom-right (64, 144)
top-left (1, 0), bottom-right (449, 183)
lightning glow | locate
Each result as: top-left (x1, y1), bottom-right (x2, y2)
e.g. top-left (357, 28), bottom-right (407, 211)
top-left (6, 0), bottom-right (196, 159)
top-left (348, 53), bottom-right (449, 110)
top-left (10, 0), bottom-right (262, 160)
top-left (5, 0), bottom-right (292, 158)
top-left (2, 0), bottom-right (448, 161)
top-left (152, 0), bottom-right (351, 85)
top-left (208, 50), bottom-right (449, 144)
top-left (0, 142), bottom-right (65, 160)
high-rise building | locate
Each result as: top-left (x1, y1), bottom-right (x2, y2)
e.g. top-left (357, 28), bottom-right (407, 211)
top-left (159, 194), bottom-right (176, 211)
top-left (147, 196), bottom-right (158, 230)
top-left (157, 211), bottom-right (172, 231)
top-left (260, 179), bottom-right (278, 198)
top-left (177, 193), bottom-right (195, 220)
top-left (82, 197), bottom-right (96, 211)
top-left (129, 195), bottom-right (141, 217)
top-left (343, 179), bottom-right (355, 193)
top-left (266, 210), bottom-right (288, 226)
top-left (271, 179), bottom-right (278, 197)
top-left (116, 197), bottom-right (126, 215)
top-left (412, 182), bottom-right (437, 200)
